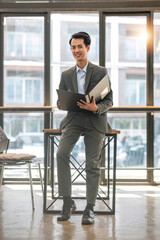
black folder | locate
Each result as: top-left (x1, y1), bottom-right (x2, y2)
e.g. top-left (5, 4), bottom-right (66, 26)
top-left (56, 74), bottom-right (110, 112)
top-left (56, 89), bottom-right (86, 112)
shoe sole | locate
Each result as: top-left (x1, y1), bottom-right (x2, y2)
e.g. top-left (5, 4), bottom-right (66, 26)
top-left (82, 220), bottom-right (94, 225)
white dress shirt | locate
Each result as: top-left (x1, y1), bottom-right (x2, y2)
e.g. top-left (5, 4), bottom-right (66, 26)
top-left (76, 63), bottom-right (88, 94)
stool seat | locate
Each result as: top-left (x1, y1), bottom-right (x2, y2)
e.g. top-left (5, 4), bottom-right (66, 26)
top-left (43, 128), bottom-right (120, 135)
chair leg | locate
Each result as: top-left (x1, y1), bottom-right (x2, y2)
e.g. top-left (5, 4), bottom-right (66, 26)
top-left (38, 163), bottom-right (44, 196)
top-left (28, 163), bottom-right (35, 211)
top-left (0, 166), bottom-right (4, 187)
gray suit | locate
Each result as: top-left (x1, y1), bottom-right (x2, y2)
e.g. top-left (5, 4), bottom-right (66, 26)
top-left (57, 61), bottom-right (113, 205)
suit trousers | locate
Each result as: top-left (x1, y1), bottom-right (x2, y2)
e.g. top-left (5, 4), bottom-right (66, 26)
top-left (56, 112), bottom-right (105, 205)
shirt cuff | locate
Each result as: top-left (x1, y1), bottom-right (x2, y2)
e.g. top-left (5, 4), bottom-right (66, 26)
top-left (94, 107), bottom-right (99, 115)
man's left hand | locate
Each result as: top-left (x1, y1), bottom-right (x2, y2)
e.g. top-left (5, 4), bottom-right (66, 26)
top-left (77, 97), bottom-right (98, 112)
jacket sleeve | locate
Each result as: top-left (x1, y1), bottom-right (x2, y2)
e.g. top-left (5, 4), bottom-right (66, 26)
top-left (57, 72), bottom-right (67, 109)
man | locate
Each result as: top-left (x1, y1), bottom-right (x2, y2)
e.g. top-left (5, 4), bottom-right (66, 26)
top-left (56, 32), bottom-right (113, 224)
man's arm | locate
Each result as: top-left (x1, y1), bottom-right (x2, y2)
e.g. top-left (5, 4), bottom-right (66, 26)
top-left (57, 73), bottom-right (67, 109)
top-left (77, 70), bottom-right (113, 114)
top-left (77, 90), bottom-right (113, 114)
top-left (96, 89), bottom-right (113, 114)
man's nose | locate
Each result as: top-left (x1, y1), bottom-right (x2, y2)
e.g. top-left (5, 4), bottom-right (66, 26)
top-left (75, 47), bottom-right (80, 52)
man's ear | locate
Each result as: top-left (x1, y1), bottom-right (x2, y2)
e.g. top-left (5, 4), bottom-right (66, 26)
top-left (87, 45), bottom-right (90, 52)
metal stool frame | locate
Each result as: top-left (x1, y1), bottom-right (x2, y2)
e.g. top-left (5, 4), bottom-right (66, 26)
top-left (43, 129), bottom-right (120, 215)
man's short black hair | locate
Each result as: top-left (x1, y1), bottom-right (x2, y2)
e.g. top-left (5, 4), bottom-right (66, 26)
top-left (69, 32), bottom-right (91, 47)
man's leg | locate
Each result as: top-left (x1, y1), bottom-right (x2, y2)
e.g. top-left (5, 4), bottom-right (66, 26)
top-left (56, 126), bottom-right (81, 221)
top-left (82, 128), bottom-right (104, 224)
top-left (84, 128), bottom-right (104, 205)
top-left (57, 126), bottom-right (81, 196)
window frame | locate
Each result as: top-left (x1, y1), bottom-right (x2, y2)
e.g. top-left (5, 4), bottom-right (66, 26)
top-left (0, 9), bottom-right (158, 183)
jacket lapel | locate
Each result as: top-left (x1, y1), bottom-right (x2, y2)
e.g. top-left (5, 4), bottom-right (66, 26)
top-left (85, 62), bottom-right (93, 94)
top-left (70, 62), bottom-right (93, 94)
top-left (71, 66), bottom-right (78, 93)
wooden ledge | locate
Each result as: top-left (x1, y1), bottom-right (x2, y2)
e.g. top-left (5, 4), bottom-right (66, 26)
top-left (43, 129), bottom-right (120, 135)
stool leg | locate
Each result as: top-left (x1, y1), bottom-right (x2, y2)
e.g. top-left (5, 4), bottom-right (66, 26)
top-left (38, 163), bottom-right (44, 196)
top-left (0, 166), bottom-right (4, 187)
top-left (28, 163), bottom-right (35, 210)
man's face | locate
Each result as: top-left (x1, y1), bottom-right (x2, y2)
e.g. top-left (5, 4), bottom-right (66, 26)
top-left (70, 38), bottom-right (90, 63)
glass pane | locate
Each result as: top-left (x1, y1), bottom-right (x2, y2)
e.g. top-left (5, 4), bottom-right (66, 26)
top-left (51, 13), bottom-right (99, 106)
top-left (105, 16), bottom-right (147, 180)
top-left (154, 113), bottom-right (160, 168)
top-left (50, 13), bottom-right (148, 181)
top-left (107, 113), bottom-right (147, 179)
top-left (4, 16), bottom-right (44, 106)
top-left (105, 16), bottom-right (147, 107)
top-left (3, 16), bottom-right (45, 179)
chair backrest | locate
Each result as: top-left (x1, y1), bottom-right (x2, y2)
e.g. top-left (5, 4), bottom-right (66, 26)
top-left (0, 127), bottom-right (9, 153)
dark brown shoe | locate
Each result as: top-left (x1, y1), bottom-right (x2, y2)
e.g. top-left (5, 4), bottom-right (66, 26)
top-left (57, 201), bottom-right (76, 221)
top-left (82, 209), bottom-right (94, 225)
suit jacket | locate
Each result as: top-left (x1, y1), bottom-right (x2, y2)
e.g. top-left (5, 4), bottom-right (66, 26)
top-left (57, 61), bottom-right (113, 133)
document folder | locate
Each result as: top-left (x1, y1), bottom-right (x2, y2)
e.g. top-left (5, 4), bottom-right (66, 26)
top-left (56, 74), bottom-right (111, 112)
top-left (85, 74), bottom-right (110, 103)
top-left (56, 89), bottom-right (86, 112)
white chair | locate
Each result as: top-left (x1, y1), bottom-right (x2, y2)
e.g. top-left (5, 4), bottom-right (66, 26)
top-left (0, 126), bottom-right (43, 210)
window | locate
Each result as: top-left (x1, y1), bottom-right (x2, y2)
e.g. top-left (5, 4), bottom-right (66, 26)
top-left (5, 17), bottom-right (44, 59)
top-left (119, 23), bottom-right (147, 61)
top-left (125, 78), bottom-right (146, 105)
top-left (105, 15), bottom-right (147, 174)
top-left (3, 16), bottom-right (45, 179)
top-left (50, 13), bottom-right (99, 107)
top-left (4, 16), bottom-right (44, 106)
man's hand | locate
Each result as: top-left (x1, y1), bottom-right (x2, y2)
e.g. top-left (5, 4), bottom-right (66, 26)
top-left (77, 97), bottom-right (98, 112)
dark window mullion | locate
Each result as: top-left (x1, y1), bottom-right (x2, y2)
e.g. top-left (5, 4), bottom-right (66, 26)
top-left (147, 11), bottom-right (154, 183)
top-left (0, 14), bottom-right (4, 128)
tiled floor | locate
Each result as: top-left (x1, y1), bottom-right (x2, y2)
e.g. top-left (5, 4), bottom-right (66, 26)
top-left (0, 184), bottom-right (160, 240)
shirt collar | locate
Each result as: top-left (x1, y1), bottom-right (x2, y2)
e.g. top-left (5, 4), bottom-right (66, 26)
top-left (76, 62), bottom-right (88, 73)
